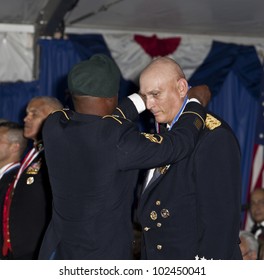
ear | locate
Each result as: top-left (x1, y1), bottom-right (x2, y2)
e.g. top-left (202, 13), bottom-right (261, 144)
top-left (10, 142), bottom-right (20, 154)
top-left (177, 78), bottom-right (188, 98)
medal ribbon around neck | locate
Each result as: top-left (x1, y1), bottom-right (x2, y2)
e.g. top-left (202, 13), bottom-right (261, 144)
top-left (0, 162), bottom-right (20, 180)
top-left (12, 147), bottom-right (42, 190)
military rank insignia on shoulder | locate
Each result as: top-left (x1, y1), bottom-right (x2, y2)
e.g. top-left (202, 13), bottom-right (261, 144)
top-left (205, 114), bottom-right (221, 130)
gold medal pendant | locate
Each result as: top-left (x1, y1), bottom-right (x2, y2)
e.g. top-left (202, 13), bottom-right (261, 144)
top-left (27, 176), bottom-right (34, 185)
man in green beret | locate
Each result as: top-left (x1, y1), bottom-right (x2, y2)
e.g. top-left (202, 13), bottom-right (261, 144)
top-left (38, 53), bottom-right (210, 260)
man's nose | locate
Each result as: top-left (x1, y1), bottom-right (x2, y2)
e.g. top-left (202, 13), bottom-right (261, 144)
top-left (146, 96), bottom-right (154, 110)
top-left (24, 114), bottom-right (30, 122)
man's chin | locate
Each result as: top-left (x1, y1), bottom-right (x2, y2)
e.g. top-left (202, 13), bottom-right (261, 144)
top-left (23, 131), bottom-right (34, 140)
top-left (154, 117), bottom-right (165, 124)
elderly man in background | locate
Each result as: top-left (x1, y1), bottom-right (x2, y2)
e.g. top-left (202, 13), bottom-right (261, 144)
top-left (239, 230), bottom-right (259, 260)
top-left (0, 121), bottom-right (27, 259)
top-left (2, 96), bottom-right (63, 259)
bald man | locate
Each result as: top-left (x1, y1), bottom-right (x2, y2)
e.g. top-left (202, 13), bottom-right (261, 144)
top-left (137, 56), bottom-right (242, 260)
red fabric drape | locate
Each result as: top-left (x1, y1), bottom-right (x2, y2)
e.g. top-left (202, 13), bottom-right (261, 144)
top-left (134, 34), bottom-right (181, 57)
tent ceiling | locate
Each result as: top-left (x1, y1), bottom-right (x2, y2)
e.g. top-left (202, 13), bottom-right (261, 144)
top-left (1, 0), bottom-right (264, 38)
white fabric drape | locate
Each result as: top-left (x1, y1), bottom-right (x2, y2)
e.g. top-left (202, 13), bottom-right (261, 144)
top-left (0, 32), bottom-right (33, 82)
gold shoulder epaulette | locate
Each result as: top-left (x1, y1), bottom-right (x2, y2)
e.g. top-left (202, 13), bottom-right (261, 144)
top-left (102, 115), bottom-right (123, 124)
top-left (51, 109), bottom-right (70, 120)
top-left (205, 114), bottom-right (221, 130)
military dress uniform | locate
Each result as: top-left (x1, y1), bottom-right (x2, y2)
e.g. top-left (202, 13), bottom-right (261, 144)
top-left (138, 113), bottom-right (243, 260)
top-left (3, 143), bottom-right (52, 259)
top-left (0, 163), bottom-right (20, 259)
top-left (38, 99), bottom-right (206, 260)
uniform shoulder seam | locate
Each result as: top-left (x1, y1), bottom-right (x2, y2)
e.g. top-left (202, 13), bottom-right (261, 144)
top-left (51, 109), bottom-right (70, 120)
top-left (102, 115), bottom-right (123, 124)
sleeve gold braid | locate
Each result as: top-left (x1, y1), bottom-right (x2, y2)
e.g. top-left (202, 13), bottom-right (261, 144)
top-left (141, 133), bottom-right (163, 144)
top-left (115, 107), bottom-right (126, 119)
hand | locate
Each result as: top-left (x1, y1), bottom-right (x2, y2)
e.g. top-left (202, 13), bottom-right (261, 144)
top-left (187, 85), bottom-right (211, 107)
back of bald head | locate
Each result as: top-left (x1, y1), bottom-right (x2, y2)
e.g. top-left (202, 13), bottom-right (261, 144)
top-left (141, 56), bottom-right (186, 80)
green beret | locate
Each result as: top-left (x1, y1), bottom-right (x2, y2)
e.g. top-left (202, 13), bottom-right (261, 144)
top-left (68, 54), bottom-right (121, 98)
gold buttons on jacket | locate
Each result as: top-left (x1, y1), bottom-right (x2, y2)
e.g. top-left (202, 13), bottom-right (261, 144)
top-left (160, 209), bottom-right (170, 218)
top-left (150, 211), bottom-right (157, 220)
top-left (157, 245), bottom-right (162, 250)
top-left (157, 223), bottom-right (162, 227)
top-left (144, 227), bottom-right (151, 231)
top-left (155, 200), bottom-right (161, 206)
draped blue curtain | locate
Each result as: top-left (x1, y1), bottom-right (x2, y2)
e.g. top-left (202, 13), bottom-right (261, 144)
top-left (68, 34), bottom-right (138, 99)
top-left (189, 41), bottom-right (262, 222)
top-left (207, 72), bottom-right (259, 206)
top-left (189, 41), bottom-right (261, 98)
top-left (38, 34), bottom-right (138, 108)
top-left (0, 34), bottom-right (138, 123)
top-left (38, 38), bottom-right (80, 108)
top-left (0, 80), bottom-right (39, 124)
